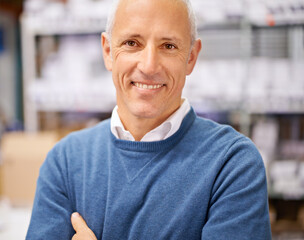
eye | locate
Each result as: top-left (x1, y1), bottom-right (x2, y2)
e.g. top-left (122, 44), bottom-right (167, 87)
top-left (124, 40), bottom-right (138, 47)
top-left (164, 43), bottom-right (177, 50)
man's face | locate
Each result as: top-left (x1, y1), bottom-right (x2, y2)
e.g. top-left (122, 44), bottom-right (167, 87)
top-left (102, 0), bottom-right (201, 125)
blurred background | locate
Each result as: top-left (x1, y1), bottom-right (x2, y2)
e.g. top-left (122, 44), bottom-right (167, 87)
top-left (0, 0), bottom-right (304, 239)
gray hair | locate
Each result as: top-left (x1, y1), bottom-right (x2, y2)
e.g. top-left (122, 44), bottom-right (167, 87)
top-left (105, 0), bottom-right (198, 46)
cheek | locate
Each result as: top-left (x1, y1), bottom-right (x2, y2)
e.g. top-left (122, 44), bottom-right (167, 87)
top-left (166, 54), bottom-right (188, 77)
top-left (113, 53), bottom-right (137, 76)
top-left (169, 64), bottom-right (187, 87)
top-left (112, 58), bottom-right (129, 81)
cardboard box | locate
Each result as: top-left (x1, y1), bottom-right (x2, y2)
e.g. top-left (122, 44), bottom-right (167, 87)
top-left (0, 132), bottom-right (58, 206)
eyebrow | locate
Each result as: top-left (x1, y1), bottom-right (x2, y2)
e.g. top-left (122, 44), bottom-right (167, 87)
top-left (118, 34), bottom-right (143, 41)
top-left (118, 34), bottom-right (182, 44)
top-left (160, 37), bottom-right (182, 45)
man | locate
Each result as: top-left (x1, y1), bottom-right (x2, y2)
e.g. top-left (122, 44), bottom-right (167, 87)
top-left (26, 0), bottom-right (272, 239)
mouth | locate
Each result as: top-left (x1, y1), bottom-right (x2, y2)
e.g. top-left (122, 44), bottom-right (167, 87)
top-left (131, 81), bottom-right (165, 90)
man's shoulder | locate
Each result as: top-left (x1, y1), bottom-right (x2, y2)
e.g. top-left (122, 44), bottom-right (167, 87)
top-left (57, 118), bottom-right (111, 147)
top-left (191, 115), bottom-right (263, 167)
top-left (192, 116), bottom-right (245, 144)
top-left (190, 115), bottom-right (261, 158)
top-left (40, 119), bottom-right (112, 174)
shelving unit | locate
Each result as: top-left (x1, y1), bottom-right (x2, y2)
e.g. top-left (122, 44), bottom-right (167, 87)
top-left (21, 2), bottom-right (115, 131)
top-left (21, 0), bottom-right (304, 131)
top-left (0, 10), bottom-right (18, 128)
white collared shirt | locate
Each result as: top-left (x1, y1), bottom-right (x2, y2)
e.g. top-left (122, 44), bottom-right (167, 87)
top-left (110, 98), bottom-right (191, 142)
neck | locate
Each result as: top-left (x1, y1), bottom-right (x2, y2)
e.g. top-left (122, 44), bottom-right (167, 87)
top-left (120, 117), bottom-right (164, 141)
top-left (117, 101), bottom-right (183, 141)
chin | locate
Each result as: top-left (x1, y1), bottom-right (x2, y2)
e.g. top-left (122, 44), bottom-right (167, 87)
top-left (133, 109), bottom-right (161, 120)
top-left (131, 103), bottom-right (164, 120)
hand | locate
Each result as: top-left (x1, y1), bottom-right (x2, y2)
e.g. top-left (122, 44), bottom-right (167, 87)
top-left (71, 212), bottom-right (97, 240)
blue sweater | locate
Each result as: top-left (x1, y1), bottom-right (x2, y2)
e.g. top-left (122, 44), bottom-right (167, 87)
top-left (26, 109), bottom-right (271, 239)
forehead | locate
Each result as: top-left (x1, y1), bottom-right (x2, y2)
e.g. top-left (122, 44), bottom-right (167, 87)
top-left (112, 0), bottom-right (191, 43)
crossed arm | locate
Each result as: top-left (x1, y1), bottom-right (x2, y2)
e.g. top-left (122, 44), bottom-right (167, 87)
top-left (28, 136), bottom-right (271, 239)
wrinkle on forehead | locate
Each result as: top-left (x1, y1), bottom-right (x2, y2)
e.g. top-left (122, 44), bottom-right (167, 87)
top-left (112, 0), bottom-right (191, 44)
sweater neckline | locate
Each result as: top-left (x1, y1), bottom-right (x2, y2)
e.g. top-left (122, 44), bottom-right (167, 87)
top-left (111, 108), bottom-right (196, 152)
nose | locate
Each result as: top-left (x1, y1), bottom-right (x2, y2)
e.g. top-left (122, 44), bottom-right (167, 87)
top-left (137, 45), bottom-right (161, 77)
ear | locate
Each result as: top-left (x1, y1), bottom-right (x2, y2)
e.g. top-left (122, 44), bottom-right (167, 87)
top-left (101, 32), bottom-right (113, 71)
top-left (186, 39), bottom-right (202, 75)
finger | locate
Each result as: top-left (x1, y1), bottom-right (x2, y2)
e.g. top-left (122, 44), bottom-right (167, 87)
top-left (71, 212), bottom-right (97, 240)
top-left (71, 212), bottom-right (89, 233)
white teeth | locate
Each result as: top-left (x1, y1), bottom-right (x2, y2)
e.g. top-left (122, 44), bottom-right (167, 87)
top-left (134, 82), bottom-right (163, 89)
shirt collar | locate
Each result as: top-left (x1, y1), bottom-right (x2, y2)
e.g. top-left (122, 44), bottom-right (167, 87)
top-left (110, 98), bottom-right (190, 142)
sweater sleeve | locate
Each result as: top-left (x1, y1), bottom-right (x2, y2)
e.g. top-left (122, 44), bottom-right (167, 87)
top-left (201, 138), bottom-right (272, 240)
top-left (26, 145), bottom-right (74, 240)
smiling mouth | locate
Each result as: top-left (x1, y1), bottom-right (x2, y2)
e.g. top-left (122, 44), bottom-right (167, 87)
top-left (131, 82), bottom-right (165, 90)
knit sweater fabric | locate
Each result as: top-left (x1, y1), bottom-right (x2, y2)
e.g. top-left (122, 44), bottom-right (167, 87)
top-left (26, 109), bottom-right (271, 240)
